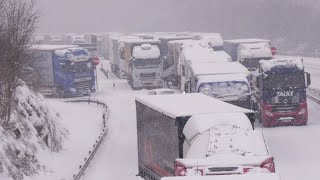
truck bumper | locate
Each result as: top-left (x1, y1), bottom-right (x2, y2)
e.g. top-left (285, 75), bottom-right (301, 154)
top-left (133, 78), bottom-right (163, 89)
top-left (262, 116), bottom-right (308, 127)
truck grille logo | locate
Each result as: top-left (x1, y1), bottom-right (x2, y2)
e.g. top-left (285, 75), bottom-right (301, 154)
top-left (277, 91), bottom-right (293, 97)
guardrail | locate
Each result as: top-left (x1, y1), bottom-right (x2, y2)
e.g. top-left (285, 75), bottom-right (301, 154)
top-left (307, 88), bottom-right (320, 104)
top-left (63, 97), bottom-right (109, 180)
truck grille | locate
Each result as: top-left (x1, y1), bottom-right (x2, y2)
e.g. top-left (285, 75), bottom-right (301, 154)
top-left (75, 81), bottom-right (91, 93)
top-left (140, 73), bottom-right (156, 78)
top-left (272, 104), bottom-right (299, 113)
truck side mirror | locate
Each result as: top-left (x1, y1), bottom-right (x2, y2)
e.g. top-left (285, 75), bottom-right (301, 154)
top-left (256, 75), bottom-right (261, 89)
top-left (184, 81), bottom-right (191, 93)
top-left (306, 72), bottom-right (311, 87)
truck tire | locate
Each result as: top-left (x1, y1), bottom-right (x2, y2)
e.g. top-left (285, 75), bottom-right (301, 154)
top-left (57, 87), bottom-right (65, 98)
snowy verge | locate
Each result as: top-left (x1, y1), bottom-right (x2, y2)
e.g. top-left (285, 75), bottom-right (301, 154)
top-left (62, 98), bottom-right (109, 180)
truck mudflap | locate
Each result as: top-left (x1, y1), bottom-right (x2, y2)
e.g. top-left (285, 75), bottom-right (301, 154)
top-left (138, 164), bottom-right (172, 180)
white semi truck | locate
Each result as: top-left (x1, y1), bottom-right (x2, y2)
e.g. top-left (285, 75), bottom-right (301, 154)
top-left (183, 62), bottom-right (252, 109)
top-left (168, 40), bottom-right (231, 87)
top-left (121, 38), bottom-right (163, 89)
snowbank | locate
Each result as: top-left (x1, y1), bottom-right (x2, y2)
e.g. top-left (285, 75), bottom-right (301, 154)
top-left (0, 82), bottom-right (68, 180)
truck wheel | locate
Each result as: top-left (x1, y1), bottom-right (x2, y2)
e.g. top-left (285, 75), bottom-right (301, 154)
top-left (57, 88), bottom-right (65, 98)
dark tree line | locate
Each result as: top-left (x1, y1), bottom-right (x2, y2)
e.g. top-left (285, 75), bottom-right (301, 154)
top-left (0, 0), bottom-right (38, 125)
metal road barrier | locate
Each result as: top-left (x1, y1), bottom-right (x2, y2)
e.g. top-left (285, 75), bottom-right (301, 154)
top-left (63, 98), bottom-right (109, 180)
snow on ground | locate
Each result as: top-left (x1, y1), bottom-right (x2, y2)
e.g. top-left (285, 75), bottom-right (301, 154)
top-left (82, 58), bottom-right (320, 180)
top-left (25, 100), bottom-right (104, 180)
top-left (82, 60), bottom-right (148, 180)
top-left (256, 99), bottom-right (320, 180)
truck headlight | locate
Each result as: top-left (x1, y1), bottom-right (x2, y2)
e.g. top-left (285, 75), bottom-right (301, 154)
top-left (69, 88), bottom-right (77, 93)
top-left (298, 108), bottom-right (306, 115)
top-left (264, 110), bottom-right (273, 116)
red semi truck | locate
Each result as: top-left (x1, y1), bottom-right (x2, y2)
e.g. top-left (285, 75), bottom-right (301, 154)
top-left (136, 93), bottom-right (275, 180)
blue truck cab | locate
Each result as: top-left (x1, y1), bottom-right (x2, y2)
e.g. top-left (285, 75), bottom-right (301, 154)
top-left (30, 45), bottom-right (96, 97)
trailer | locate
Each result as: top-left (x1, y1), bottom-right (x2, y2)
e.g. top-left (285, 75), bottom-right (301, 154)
top-left (30, 45), bottom-right (96, 97)
top-left (136, 94), bottom-right (276, 180)
top-left (224, 39), bottom-right (274, 71)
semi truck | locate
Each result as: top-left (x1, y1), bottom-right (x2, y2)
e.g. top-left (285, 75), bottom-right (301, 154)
top-left (30, 45), bottom-right (96, 97)
top-left (109, 34), bottom-right (137, 78)
top-left (121, 39), bottom-right (163, 89)
top-left (157, 35), bottom-right (195, 83)
top-left (224, 39), bottom-right (274, 71)
top-left (253, 58), bottom-right (311, 126)
top-left (168, 40), bottom-right (231, 87)
top-left (136, 93), bottom-right (274, 180)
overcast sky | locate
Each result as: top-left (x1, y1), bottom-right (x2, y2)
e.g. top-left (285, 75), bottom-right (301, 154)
top-left (36, 0), bottom-right (319, 42)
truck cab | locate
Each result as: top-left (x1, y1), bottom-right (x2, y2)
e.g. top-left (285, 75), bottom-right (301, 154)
top-left (54, 47), bottom-right (96, 97)
top-left (184, 62), bottom-right (252, 109)
top-left (253, 59), bottom-right (311, 126)
top-left (122, 39), bottom-right (163, 89)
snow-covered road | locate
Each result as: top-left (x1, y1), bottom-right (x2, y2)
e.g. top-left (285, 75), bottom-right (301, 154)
top-left (83, 59), bottom-right (320, 180)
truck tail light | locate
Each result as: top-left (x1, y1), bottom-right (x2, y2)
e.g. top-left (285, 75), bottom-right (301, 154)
top-left (243, 167), bottom-right (251, 173)
top-left (260, 157), bottom-right (275, 173)
top-left (174, 162), bottom-right (187, 176)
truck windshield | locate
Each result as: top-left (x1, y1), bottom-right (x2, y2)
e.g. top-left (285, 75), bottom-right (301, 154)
top-left (198, 81), bottom-right (250, 100)
top-left (263, 72), bottom-right (305, 90)
top-left (133, 58), bottom-right (161, 69)
top-left (241, 57), bottom-right (273, 71)
top-left (66, 61), bottom-right (93, 73)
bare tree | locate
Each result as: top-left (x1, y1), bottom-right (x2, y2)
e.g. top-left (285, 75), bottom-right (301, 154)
top-left (0, 0), bottom-right (38, 125)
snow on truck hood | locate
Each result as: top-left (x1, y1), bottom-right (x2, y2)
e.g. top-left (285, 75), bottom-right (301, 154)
top-left (191, 62), bottom-right (249, 76)
top-left (161, 173), bottom-right (280, 180)
top-left (135, 93), bottom-right (253, 119)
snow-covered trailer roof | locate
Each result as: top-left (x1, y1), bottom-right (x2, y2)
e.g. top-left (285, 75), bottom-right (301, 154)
top-left (120, 38), bottom-right (160, 44)
top-left (29, 45), bottom-right (79, 51)
top-left (161, 173), bottom-right (280, 180)
top-left (224, 39), bottom-right (271, 45)
top-left (191, 62), bottom-right (249, 76)
top-left (135, 93), bottom-right (253, 119)
top-left (183, 47), bottom-right (232, 64)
